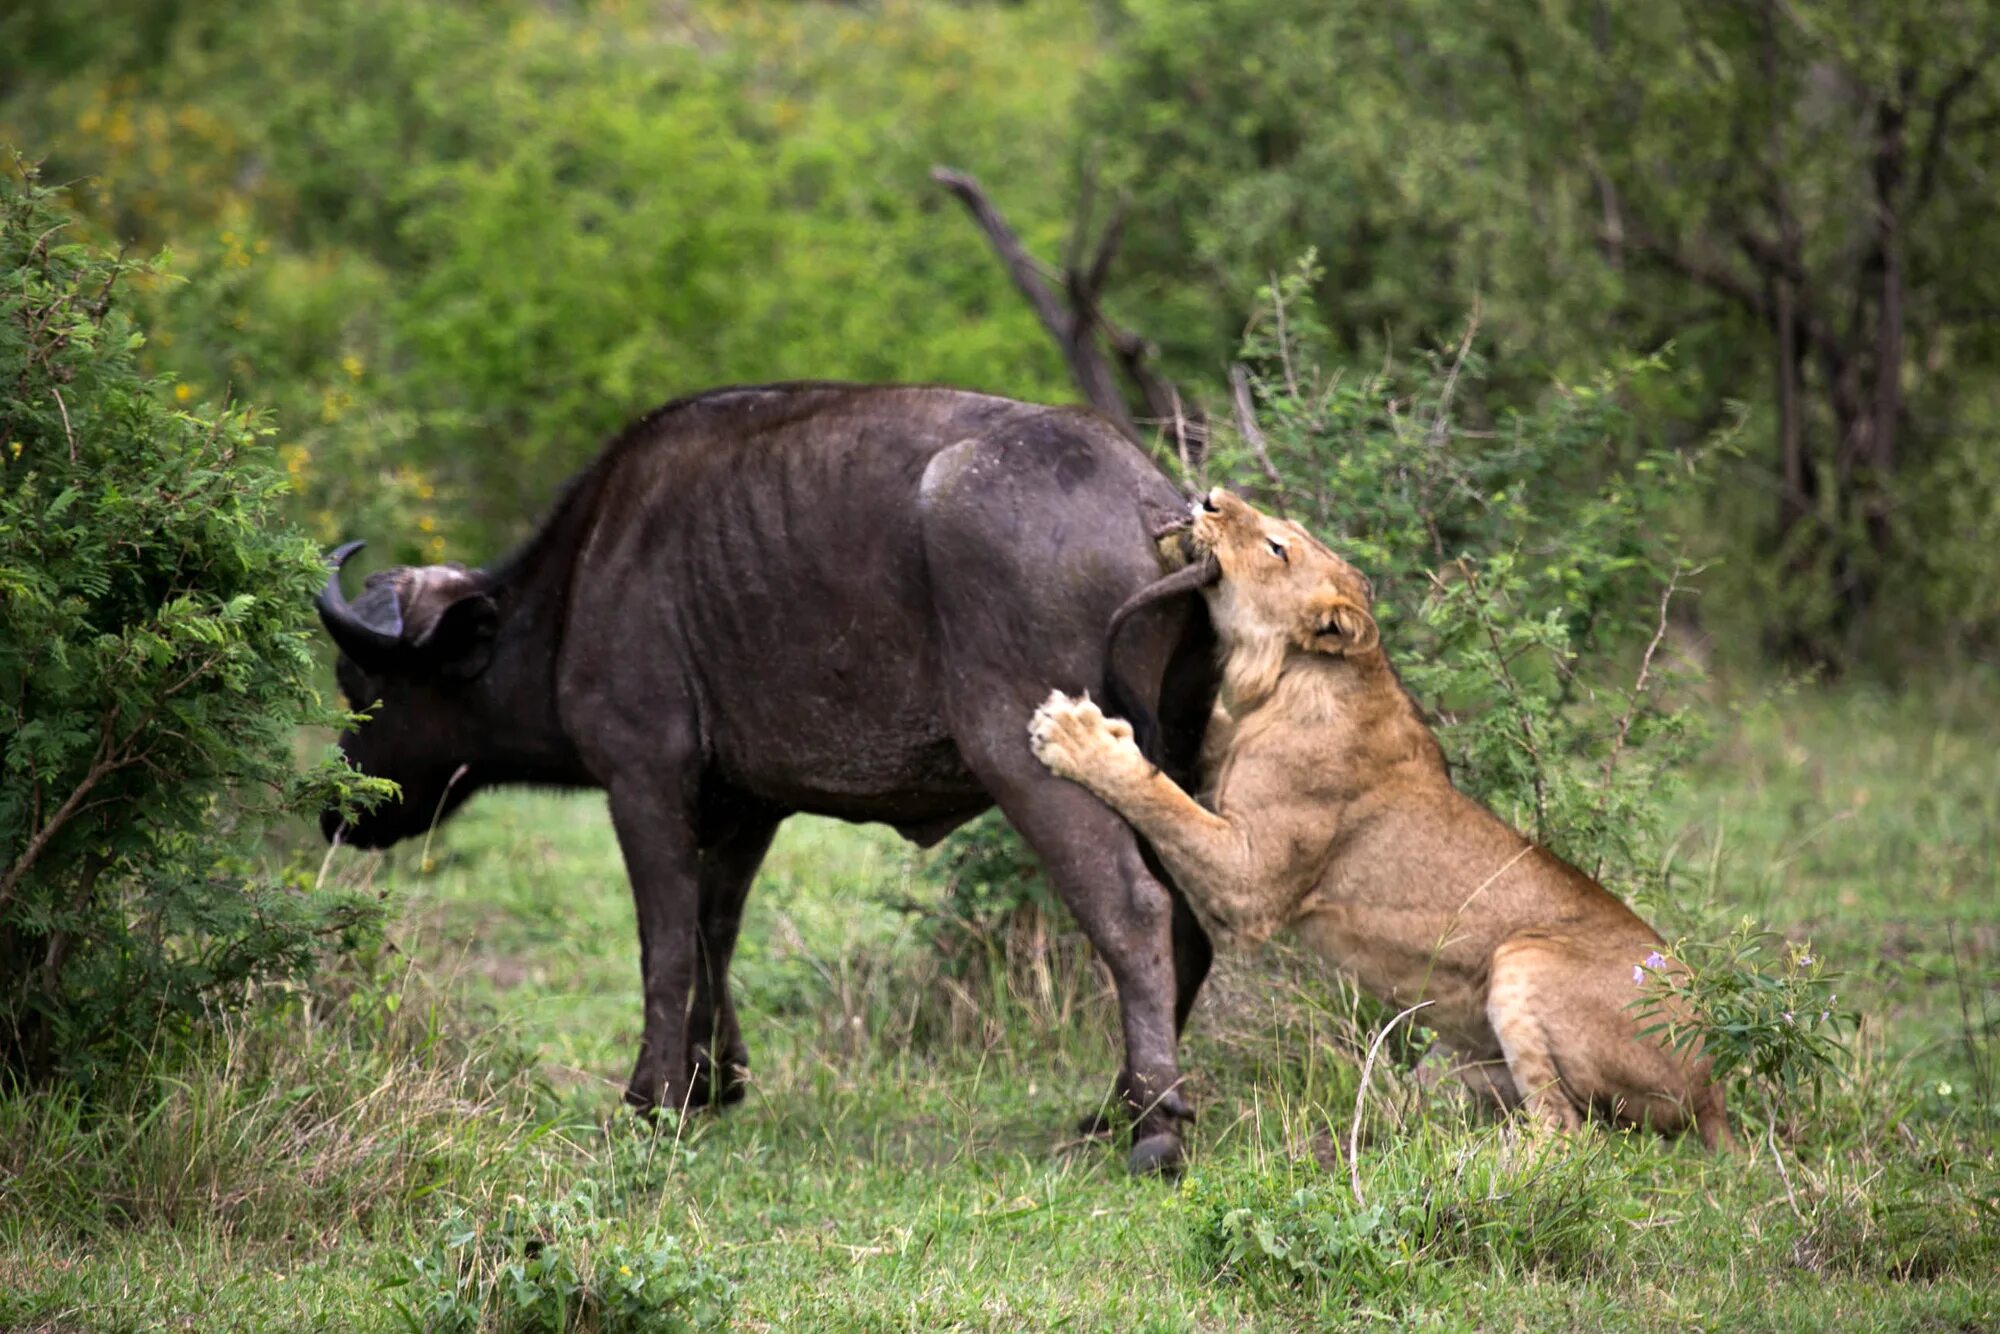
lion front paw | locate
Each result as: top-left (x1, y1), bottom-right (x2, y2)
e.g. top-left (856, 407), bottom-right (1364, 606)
top-left (1028, 690), bottom-right (1137, 784)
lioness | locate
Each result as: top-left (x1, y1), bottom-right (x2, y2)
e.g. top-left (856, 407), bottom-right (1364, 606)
top-left (1029, 490), bottom-right (1734, 1149)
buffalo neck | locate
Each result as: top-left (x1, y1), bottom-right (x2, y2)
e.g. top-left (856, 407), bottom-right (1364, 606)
top-left (474, 474), bottom-right (604, 789)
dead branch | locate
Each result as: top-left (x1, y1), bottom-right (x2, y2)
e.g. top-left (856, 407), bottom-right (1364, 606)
top-left (932, 164), bottom-right (1204, 466)
top-left (931, 165), bottom-right (1136, 440)
top-left (1227, 364), bottom-right (1287, 511)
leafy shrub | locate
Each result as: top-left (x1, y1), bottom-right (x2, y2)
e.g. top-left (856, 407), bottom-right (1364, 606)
top-left (386, 1184), bottom-right (731, 1334)
top-left (0, 159), bottom-right (387, 1086)
top-left (1183, 1127), bottom-right (1643, 1311)
top-left (917, 811), bottom-right (1061, 964)
top-left (1635, 922), bottom-right (1852, 1122)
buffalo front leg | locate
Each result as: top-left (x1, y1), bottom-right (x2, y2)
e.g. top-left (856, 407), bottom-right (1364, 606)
top-left (686, 814), bottom-right (780, 1107)
top-left (609, 786), bottom-right (705, 1120)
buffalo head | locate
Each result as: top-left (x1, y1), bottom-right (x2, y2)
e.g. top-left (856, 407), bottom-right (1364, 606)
top-left (317, 541), bottom-right (500, 849)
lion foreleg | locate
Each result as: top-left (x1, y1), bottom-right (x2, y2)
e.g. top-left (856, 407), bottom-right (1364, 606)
top-left (1028, 691), bottom-right (1289, 948)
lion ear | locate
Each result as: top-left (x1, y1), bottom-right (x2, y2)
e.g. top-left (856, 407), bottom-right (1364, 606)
top-left (1307, 597), bottom-right (1379, 656)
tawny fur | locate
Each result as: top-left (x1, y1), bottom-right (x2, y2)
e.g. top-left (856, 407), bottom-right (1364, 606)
top-left (1029, 491), bottom-right (1735, 1149)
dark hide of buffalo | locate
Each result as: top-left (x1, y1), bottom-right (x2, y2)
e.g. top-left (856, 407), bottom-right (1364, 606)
top-left (317, 384), bottom-right (1217, 1174)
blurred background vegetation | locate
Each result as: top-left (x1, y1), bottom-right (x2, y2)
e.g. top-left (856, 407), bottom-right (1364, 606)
top-left (7, 0), bottom-right (1999, 672)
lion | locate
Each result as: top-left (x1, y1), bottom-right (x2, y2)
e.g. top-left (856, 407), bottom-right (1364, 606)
top-left (1029, 489), bottom-right (1735, 1149)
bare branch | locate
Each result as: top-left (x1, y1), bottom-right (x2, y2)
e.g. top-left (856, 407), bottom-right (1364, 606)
top-left (1228, 364), bottom-right (1287, 511)
top-left (1913, 32), bottom-right (2000, 214)
top-left (931, 165), bottom-right (1138, 440)
top-left (50, 386), bottom-right (75, 462)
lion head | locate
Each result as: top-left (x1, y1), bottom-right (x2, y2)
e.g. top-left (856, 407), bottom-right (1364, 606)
top-left (1181, 490), bottom-right (1378, 707)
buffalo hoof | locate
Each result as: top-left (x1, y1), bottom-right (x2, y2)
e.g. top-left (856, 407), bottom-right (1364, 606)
top-left (1075, 1106), bottom-right (1119, 1140)
top-left (1128, 1131), bottom-right (1187, 1178)
top-left (688, 1050), bottom-right (748, 1109)
top-left (623, 1094), bottom-right (680, 1129)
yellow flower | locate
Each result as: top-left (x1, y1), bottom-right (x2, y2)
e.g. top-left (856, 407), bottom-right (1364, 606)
top-left (7, 440), bottom-right (20, 460)
top-left (340, 354), bottom-right (364, 380)
top-left (418, 515), bottom-right (437, 533)
top-left (174, 383), bottom-right (193, 403)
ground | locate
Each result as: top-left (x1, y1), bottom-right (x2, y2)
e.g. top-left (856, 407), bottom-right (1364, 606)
top-left (1, 680), bottom-right (1995, 1331)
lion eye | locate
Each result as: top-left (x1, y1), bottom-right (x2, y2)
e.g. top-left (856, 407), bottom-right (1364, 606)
top-left (1267, 538), bottom-right (1289, 563)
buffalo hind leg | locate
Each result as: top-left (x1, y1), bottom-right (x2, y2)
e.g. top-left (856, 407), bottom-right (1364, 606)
top-left (686, 813), bottom-right (781, 1107)
top-left (959, 732), bottom-right (1194, 1174)
top-left (1079, 873), bottom-right (1210, 1141)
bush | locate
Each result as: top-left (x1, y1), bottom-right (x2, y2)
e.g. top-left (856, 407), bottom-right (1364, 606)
top-left (1214, 258), bottom-right (1707, 892)
top-left (386, 1184), bottom-right (732, 1334)
top-left (0, 158), bottom-right (386, 1086)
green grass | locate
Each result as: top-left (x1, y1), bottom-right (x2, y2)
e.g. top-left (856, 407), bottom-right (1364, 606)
top-left (3, 680), bottom-right (1996, 1331)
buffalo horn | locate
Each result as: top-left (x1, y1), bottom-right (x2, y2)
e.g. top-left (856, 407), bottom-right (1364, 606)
top-left (316, 540), bottom-right (406, 666)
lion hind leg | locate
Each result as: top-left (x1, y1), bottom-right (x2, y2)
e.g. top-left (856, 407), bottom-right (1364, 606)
top-left (1488, 933), bottom-right (1736, 1147)
top-left (1485, 940), bottom-right (1585, 1134)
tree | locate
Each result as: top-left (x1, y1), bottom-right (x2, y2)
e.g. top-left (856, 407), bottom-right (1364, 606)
top-left (1086, 0), bottom-right (2000, 666)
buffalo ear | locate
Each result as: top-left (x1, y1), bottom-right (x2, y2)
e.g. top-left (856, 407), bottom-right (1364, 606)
top-left (418, 593), bottom-right (499, 680)
top-left (1307, 596), bottom-right (1379, 656)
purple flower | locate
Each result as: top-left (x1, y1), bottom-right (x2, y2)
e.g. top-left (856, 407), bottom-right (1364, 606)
top-left (1799, 952), bottom-right (1814, 967)
top-left (1644, 950), bottom-right (1667, 971)
top-left (1782, 1011), bottom-right (1794, 1024)
top-left (1632, 965), bottom-right (1644, 985)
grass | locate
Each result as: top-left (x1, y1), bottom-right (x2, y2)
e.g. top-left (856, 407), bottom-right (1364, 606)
top-left (2, 679), bottom-right (1996, 1331)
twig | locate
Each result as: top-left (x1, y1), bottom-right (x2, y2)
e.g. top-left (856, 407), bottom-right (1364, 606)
top-left (1350, 1000), bottom-right (1432, 1207)
top-left (1228, 364), bottom-right (1287, 514)
top-left (1270, 272), bottom-right (1300, 400)
top-left (1766, 1110), bottom-right (1804, 1222)
top-left (1429, 306), bottom-right (1480, 449)
top-left (1169, 385), bottom-right (1196, 488)
top-left (51, 386), bottom-right (75, 462)
top-left (1592, 566), bottom-right (1692, 869)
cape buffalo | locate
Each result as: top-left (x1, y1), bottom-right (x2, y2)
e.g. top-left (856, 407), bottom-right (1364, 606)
top-left (316, 383), bottom-right (1216, 1173)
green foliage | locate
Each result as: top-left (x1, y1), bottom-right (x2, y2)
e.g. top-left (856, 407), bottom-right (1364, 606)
top-left (385, 1185), bottom-right (731, 1334)
top-left (1630, 925), bottom-right (1851, 1134)
top-left (1182, 1128), bottom-right (1642, 1312)
top-left (1089, 0), bottom-right (2000, 666)
top-left (0, 159), bottom-right (389, 1085)
top-left (2, 0), bottom-right (1090, 555)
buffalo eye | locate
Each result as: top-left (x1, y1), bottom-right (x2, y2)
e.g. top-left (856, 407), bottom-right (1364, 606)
top-left (1267, 537), bottom-right (1289, 563)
